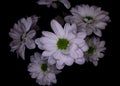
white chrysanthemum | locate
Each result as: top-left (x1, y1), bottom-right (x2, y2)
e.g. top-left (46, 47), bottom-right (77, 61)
top-left (35, 19), bottom-right (88, 69)
top-left (9, 16), bottom-right (39, 60)
top-left (28, 52), bottom-right (60, 86)
top-left (85, 37), bottom-right (106, 66)
top-left (37, 0), bottom-right (71, 9)
top-left (65, 5), bottom-right (110, 37)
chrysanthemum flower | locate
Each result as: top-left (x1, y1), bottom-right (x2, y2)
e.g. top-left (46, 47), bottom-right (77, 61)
top-left (28, 52), bottom-right (60, 86)
top-left (35, 19), bottom-right (88, 69)
top-left (37, 0), bottom-right (71, 9)
top-left (65, 5), bottom-right (110, 37)
top-left (9, 16), bottom-right (39, 60)
top-left (85, 37), bottom-right (106, 66)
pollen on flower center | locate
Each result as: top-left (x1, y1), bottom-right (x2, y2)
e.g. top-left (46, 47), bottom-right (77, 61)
top-left (57, 38), bottom-right (69, 50)
top-left (41, 63), bottom-right (48, 72)
top-left (83, 16), bottom-right (94, 23)
top-left (87, 46), bottom-right (95, 55)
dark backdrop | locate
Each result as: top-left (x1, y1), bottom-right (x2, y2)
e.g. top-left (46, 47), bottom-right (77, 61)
top-left (1, 0), bottom-right (118, 86)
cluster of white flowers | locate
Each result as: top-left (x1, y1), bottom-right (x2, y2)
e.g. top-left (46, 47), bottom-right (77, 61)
top-left (9, 0), bottom-right (110, 86)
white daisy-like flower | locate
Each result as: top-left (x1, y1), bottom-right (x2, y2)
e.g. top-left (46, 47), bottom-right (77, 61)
top-left (65, 5), bottom-right (110, 37)
top-left (9, 16), bottom-right (39, 60)
top-left (37, 0), bottom-right (71, 9)
top-left (85, 37), bottom-right (106, 66)
top-left (35, 19), bottom-right (88, 69)
top-left (28, 52), bottom-right (60, 86)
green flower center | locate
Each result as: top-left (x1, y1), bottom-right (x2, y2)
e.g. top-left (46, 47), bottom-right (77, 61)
top-left (41, 63), bottom-right (48, 72)
top-left (57, 38), bottom-right (69, 50)
top-left (83, 16), bottom-right (94, 23)
top-left (87, 46), bottom-right (95, 55)
top-left (85, 16), bottom-right (93, 20)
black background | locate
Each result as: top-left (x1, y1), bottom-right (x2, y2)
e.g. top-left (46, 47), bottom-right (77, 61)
top-left (1, 0), bottom-right (119, 86)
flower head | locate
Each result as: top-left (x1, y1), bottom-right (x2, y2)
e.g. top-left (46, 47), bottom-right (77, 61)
top-left (28, 52), bottom-right (60, 86)
top-left (9, 16), bottom-right (39, 60)
top-left (35, 20), bottom-right (88, 69)
top-left (85, 37), bottom-right (106, 66)
top-left (65, 4), bottom-right (110, 37)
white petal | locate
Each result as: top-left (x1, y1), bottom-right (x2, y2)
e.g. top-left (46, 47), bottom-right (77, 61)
top-left (26, 30), bottom-right (36, 39)
top-left (51, 20), bottom-right (65, 37)
top-left (31, 15), bottom-right (39, 25)
top-left (64, 23), bottom-right (76, 33)
top-left (51, 3), bottom-right (58, 8)
top-left (34, 52), bottom-right (41, 59)
top-left (65, 58), bottom-right (74, 66)
top-left (30, 53), bottom-right (41, 63)
top-left (20, 17), bottom-right (32, 32)
top-left (13, 23), bottom-right (23, 34)
top-left (67, 33), bottom-right (76, 40)
top-left (17, 43), bottom-right (25, 60)
top-left (31, 73), bottom-right (38, 78)
top-left (64, 23), bottom-right (71, 37)
top-left (64, 15), bottom-right (72, 23)
top-left (93, 61), bottom-right (98, 66)
top-left (94, 29), bottom-right (102, 37)
top-left (99, 53), bottom-right (104, 58)
top-left (37, 0), bottom-right (52, 5)
top-left (42, 31), bottom-right (58, 40)
top-left (25, 39), bottom-right (36, 49)
top-left (99, 41), bottom-right (105, 47)
top-left (47, 73), bottom-right (56, 81)
top-left (52, 78), bottom-right (57, 84)
top-left (80, 43), bottom-right (88, 52)
top-left (37, 73), bottom-right (44, 80)
top-left (41, 55), bottom-right (48, 60)
top-left (26, 17), bottom-right (33, 31)
top-left (70, 44), bottom-right (77, 51)
top-left (96, 14), bottom-right (106, 20)
top-left (76, 49), bottom-right (84, 58)
top-left (71, 38), bottom-right (85, 45)
top-left (93, 37), bottom-right (98, 45)
top-left (71, 24), bottom-right (77, 34)
top-left (77, 32), bottom-right (86, 39)
top-left (69, 44), bottom-right (78, 58)
top-left (70, 50), bottom-right (78, 59)
top-left (98, 47), bottom-right (106, 52)
top-left (56, 60), bottom-right (64, 66)
top-left (9, 31), bottom-right (20, 39)
top-left (64, 23), bottom-right (77, 38)
top-left (43, 44), bottom-right (57, 51)
top-left (86, 28), bottom-right (93, 35)
top-left (95, 22), bottom-right (107, 29)
top-left (56, 64), bottom-right (65, 70)
top-left (9, 40), bottom-right (20, 52)
top-left (59, 0), bottom-right (71, 9)
top-left (35, 38), bottom-right (44, 49)
top-left (75, 58), bottom-right (85, 65)
top-left (53, 51), bottom-right (61, 59)
top-left (42, 50), bottom-right (55, 57)
top-left (48, 57), bottom-right (56, 65)
top-left (39, 37), bottom-right (57, 44)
